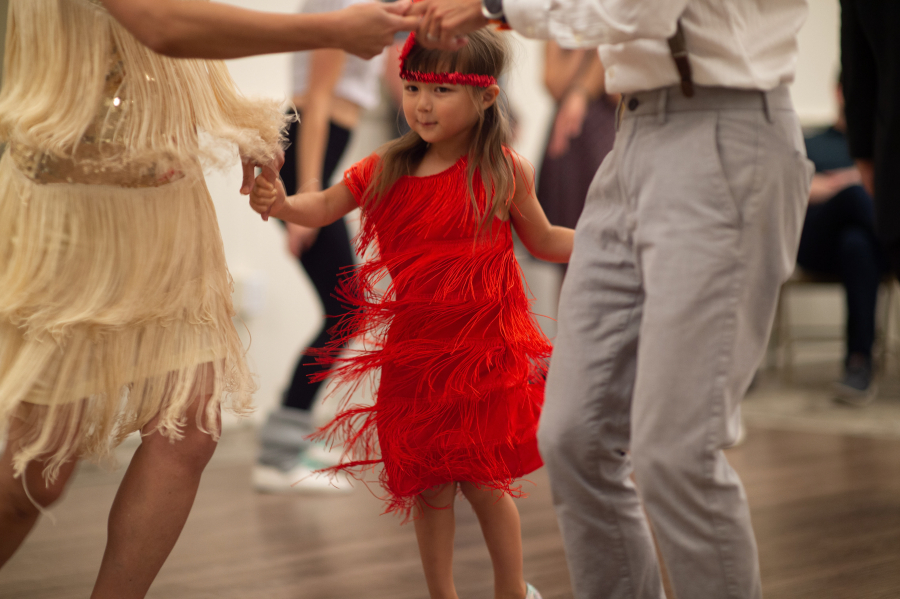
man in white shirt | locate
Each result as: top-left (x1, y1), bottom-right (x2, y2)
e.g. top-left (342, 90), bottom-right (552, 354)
top-left (409, 2), bottom-right (812, 599)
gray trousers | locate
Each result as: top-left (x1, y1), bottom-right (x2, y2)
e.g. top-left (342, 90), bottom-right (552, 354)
top-left (539, 85), bottom-right (813, 599)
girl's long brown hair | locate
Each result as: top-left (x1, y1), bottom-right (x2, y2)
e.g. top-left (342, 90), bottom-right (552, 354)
top-left (363, 29), bottom-right (515, 232)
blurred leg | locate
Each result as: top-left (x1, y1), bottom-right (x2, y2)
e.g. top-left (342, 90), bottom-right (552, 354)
top-left (839, 226), bottom-right (881, 360)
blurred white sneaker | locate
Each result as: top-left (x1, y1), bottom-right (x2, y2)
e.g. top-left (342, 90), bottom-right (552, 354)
top-left (525, 583), bottom-right (543, 599)
top-left (304, 441), bottom-right (345, 468)
top-left (252, 453), bottom-right (352, 494)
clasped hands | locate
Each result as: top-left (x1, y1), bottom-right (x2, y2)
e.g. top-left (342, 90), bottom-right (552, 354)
top-left (405, 0), bottom-right (491, 51)
top-left (240, 151), bottom-right (284, 221)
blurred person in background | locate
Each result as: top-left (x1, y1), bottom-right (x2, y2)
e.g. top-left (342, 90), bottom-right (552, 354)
top-left (796, 80), bottom-right (885, 405)
top-left (537, 43), bottom-right (617, 243)
top-left (840, 1), bottom-right (900, 278)
top-left (253, 0), bottom-right (386, 494)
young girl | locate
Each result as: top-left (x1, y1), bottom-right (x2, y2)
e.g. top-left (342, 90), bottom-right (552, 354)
top-left (250, 29), bottom-right (573, 599)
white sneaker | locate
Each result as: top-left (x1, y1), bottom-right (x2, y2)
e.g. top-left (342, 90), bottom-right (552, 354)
top-left (525, 583), bottom-right (542, 599)
top-left (304, 441), bottom-right (345, 468)
top-left (252, 454), bottom-right (352, 494)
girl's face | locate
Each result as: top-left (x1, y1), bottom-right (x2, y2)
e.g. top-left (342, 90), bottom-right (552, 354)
top-left (402, 80), bottom-right (499, 148)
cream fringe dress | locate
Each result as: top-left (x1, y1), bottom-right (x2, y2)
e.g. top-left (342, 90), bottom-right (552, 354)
top-left (0, 0), bottom-right (288, 482)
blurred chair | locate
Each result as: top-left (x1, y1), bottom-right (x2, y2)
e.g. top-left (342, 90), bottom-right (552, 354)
top-left (771, 269), bottom-right (897, 382)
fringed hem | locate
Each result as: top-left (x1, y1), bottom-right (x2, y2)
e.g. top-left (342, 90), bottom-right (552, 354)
top-left (312, 418), bottom-right (543, 524)
top-left (0, 155), bottom-right (256, 481)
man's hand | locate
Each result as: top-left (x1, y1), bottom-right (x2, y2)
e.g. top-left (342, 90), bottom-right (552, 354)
top-left (808, 167), bottom-right (864, 205)
top-left (339, 1), bottom-right (420, 59)
top-left (856, 158), bottom-right (875, 198)
top-left (408, 0), bottom-right (487, 50)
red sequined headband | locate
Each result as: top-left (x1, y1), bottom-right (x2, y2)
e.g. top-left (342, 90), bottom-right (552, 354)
top-left (398, 32), bottom-right (498, 88)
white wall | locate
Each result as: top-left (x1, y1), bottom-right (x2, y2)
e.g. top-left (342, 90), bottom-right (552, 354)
top-left (792, 0), bottom-right (842, 127)
top-left (212, 1), bottom-right (844, 423)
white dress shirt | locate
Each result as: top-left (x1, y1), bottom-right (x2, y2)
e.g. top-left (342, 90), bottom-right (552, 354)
top-left (504, 0), bottom-right (808, 94)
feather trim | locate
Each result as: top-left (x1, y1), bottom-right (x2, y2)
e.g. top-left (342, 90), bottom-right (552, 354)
top-left (310, 152), bottom-right (548, 519)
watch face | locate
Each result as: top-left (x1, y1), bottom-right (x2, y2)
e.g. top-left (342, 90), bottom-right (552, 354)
top-left (483, 0), bottom-right (502, 15)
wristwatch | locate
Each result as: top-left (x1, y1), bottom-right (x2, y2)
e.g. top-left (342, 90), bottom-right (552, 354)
top-left (481, 0), bottom-right (506, 23)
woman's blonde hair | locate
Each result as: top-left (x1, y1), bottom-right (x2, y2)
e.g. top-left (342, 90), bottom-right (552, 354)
top-left (364, 29), bottom-right (515, 231)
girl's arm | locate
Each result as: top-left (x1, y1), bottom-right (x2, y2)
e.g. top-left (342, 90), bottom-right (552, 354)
top-left (250, 176), bottom-right (358, 228)
top-left (508, 157), bottom-right (574, 264)
top-left (100, 0), bottom-right (418, 60)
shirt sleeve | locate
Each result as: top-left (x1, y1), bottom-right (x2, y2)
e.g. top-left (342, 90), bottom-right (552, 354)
top-left (343, 153), bottom-right (380, 207)
top-left (505, 0), bottom-right (690, 47)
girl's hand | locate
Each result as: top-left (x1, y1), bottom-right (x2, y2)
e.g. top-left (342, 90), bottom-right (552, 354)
top-left (249, 175), bottom-right (286, 221)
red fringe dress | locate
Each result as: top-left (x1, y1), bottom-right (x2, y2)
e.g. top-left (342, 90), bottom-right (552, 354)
top-left (314, 152), bottom-right (550, 517)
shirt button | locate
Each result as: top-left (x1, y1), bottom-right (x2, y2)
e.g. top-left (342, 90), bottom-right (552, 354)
top-left (628, 98), bottom-right (640, 111)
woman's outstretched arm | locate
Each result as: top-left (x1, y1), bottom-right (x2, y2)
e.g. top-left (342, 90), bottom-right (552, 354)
top-left (101, 0), bottom-right (418, 60)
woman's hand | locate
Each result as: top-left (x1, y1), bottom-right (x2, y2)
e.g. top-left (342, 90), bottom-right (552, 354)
top-left (338, 1), bottom-right (420, 59)
top-left (249, 175), bottom-right (286, 221)
top-left (240, 150), bottom-right (284, 195)
top-left (408, 0), bottom-right (485, 50)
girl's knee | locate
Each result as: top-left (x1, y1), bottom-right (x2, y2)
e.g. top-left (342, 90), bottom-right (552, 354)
top-left (458, 482), bottom-right (501, 506)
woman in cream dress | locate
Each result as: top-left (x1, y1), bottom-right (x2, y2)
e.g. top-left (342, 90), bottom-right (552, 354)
top-left (0, 0), bottom-right (415, 596)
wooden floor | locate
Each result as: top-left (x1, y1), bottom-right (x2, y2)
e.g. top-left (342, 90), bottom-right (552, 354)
top-left (2, 424), bottom-right (900, 599)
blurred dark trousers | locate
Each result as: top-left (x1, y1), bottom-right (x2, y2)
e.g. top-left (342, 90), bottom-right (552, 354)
top-left (796, 184), bottom-right (885, 361)
top-left (280, 113), bottom-right (354, 412)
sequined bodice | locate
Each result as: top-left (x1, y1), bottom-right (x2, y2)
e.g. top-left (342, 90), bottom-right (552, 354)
top-left (0, 0), bottom-right (286, 188)
top-left (9, 42), bottom-right (182, 188)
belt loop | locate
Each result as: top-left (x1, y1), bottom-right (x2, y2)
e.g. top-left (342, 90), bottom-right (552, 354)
top-left (616, 95), bottom-right (625, 132)
top-left (761, 90), bottom-right (773, 123)
top-left (656, 87), bottom-right (668, 125)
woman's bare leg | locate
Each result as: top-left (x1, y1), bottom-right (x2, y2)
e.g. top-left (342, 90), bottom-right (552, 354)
top-left (0, 412), bottom-right (78, 567)
top-left (414, 482), bottom-right (459, 599)
top-left (91, 367), bottom-right (219, 599)
top-left (459, 482), bottom-right (527, 599)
